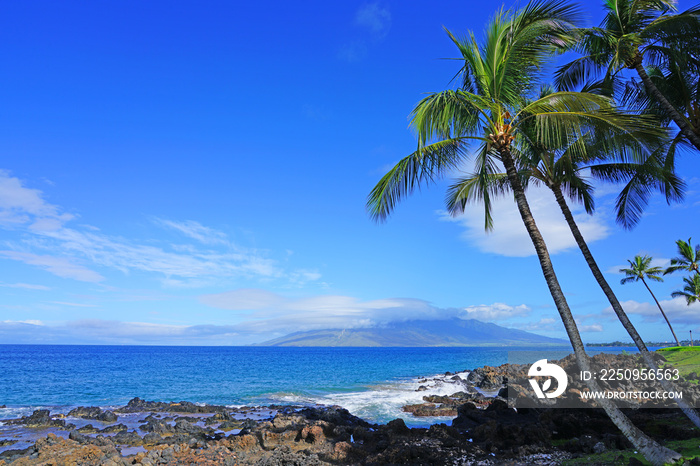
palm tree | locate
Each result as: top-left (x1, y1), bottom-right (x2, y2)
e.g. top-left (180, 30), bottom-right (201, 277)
top-left (367, 2), bottom-right (680, 463)
top-left (620, 255), bottom-right (681, 346)
top-left (446, 108), bottom-right (700, 428)
top-left (556, 0), bottom-right (700, 151)
top-left (665, 237), bottom-right (700, 275)
top-left (672, 273), bottom-right (700, 304)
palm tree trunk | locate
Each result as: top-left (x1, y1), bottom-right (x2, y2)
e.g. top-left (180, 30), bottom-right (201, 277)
top-left (634, 63), bottom-right (700, 152)
top-left (640, 276), bottom-right (681, 347)
top-left (551, 185), bottom-right (700, 427)
top-left (500, 149), bottom-right (680, 465)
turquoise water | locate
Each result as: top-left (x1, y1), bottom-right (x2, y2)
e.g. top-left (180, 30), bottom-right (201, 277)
top-left (0, 344), bottom-right (641, 425)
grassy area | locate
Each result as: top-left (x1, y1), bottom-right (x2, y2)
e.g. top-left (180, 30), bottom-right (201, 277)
top-left (561, 437), bottom-right (700, 465)
top-left (657, 346), bottom-right (700, 378)
top-left (562, 350), bottom-right (700, 465)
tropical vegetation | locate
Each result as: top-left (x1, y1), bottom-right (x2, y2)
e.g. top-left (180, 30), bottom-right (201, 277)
top-left (667, 237), bottom-right (700, 275)
top-left (555, 0), bottom-right (700, 152)
top-left (620, 255), bottom-right (681, 346)
top-left (445, 88), bottom-right (700, 428)
top-left (672, 273), bottom-right (700, 305)
top-left (367, 0), bottom-right (684, 463)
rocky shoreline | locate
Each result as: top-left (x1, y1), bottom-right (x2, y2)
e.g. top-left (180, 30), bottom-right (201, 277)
top-left (1, 353), bottom-right (699, 465)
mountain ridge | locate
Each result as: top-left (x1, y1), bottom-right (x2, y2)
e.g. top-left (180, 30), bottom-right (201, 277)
top-left (257, 317), bottom-right (567, 347)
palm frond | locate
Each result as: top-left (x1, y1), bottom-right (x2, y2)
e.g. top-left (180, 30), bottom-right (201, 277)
top-left (367, 138), bottom-right (469, 221)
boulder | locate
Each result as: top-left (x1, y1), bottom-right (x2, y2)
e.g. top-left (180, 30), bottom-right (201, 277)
top-left (67, 406), bottom-right (118, 423)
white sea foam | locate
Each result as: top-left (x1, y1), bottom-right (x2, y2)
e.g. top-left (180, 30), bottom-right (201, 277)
top-left (270, 371), bottom-right (477, 427)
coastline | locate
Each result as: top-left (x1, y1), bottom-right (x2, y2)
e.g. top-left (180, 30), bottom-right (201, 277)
top-left (2, 352), bottom-right (699, 465)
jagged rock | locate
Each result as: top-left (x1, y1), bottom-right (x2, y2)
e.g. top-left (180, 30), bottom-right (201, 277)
top-left (8, 409), bottom-right (69, 429)
top-left (100, 423), bottom-right (128, 433)
top-left (112, 430), bottom-right (143, 446)
top-left (117, 397), bottom-right (230, 414)
top-left (68, 406), bottom-right (118, 423)
top-left (68, 430), bottom-right (89, 444)
top-left (139, 418), bottom-right (173, 433)
top-left (218, 420), bottom-right (243, 431)
top-left (142, 432), bottom-right (163, 445)
top-left (76, 423), bottom-right (99, 433)
top-left (385, 418), bottom-right (410, 435)
top-left (401, 402), bottom-right (457, 417)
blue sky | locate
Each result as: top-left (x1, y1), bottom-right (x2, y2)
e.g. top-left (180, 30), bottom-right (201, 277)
top-left (1, 0), bottom-right (698, 345)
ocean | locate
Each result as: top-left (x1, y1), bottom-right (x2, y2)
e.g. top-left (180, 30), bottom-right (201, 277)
top-left (0, 344), bottom-right (648, 428)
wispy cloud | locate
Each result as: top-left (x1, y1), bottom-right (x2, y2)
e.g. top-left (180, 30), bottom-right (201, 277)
top-left (0, 251), bottom-right (104, 282)
top-left (0, 319), bottom-right (241, 345)
top-left (0, 282), bottom-right (51, 290)
top-left (440, 185), bottom-right (610, 257)
top-left (603, 298), bottom-right (700, 325)
top-left (577, 324), bottom-right (604, 332)
top-left (50, 301), bottom-right (99, 308)
top-left (512, 318), bottom-right (561, 333)
top-left (356, 3), bottom-right (391, 38)
top-left (0, 291), bottom-right (551, 344)
top-left (154, 218), bottom-right (229, 246)
top-left (0, 170), bottom-right (320, 288)
top-left (199, 288), bottom-right (536, 336)
top-left (0, 169), bottom-right (74, 231)
top-left (462, 303), bottom-right (531, 321)
top-left (339, 3), bottom-right (391, 62)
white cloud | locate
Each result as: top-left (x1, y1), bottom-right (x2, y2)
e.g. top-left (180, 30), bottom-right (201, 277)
top-left (578, 324), bottom-right (604, 332)
top-left (441, 185), bottom-right (610, 257)
top-left (355, 3), bottom-right (391, 38)
top-left (35, 226), bottom-right (281, 281)
top-left (0, 282), bottom-right (51, 290)
top-left (2, 319), bottom-right (44, 326)
top-left (0, 171), bottom-right (320, 288)
top-left (604, 298), bottom-right (700, 324)
top-left (462, 302), bottom-right (531, 321)
top-left (0, 170), bottom-right (73, 230)
top-left (0, 251), bottom-right (104, 282)
top-left (154, 218), bottom-right (229, 246)
top-left (512, 317), bottom-right (561, 333)
top-left (0, 319), bottom-right (244, 345)
top-left (199, 289), bottom-right (534, 335)
top-left (50, 301), bottom-right (99, 308)
top-left (339, 3), bottom-right (391, 62)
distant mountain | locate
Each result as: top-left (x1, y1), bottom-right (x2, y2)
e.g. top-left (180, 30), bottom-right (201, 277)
top-left (257, 318), bottom-right (568, 347)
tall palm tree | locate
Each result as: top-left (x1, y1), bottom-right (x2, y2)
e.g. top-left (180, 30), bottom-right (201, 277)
top-left (672, 273), bottom-right (700, 304)
top-left (446, 109), bottom-right (700, 427)
top-left (367, 2), bottom-right (680, 463)
top-left (665, 237), bottom-right (700, 275)
top-left (556, 0), bottom-right (700, 151)
top-left (620, 255), bottom-right (681, 346)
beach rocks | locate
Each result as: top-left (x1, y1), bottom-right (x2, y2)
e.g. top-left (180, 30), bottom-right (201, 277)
top-left (118, 397), bottom-right (231, 415)
top-left (401, 402), bottom-right (458, 417)
top-left (467, 365), bottom-right (507, 390)
top-left (3, 350), bottom-right (700, 465)
top-left (68, 406), bottom-right (118, 423)
top-left (0, 401), bottom-right (690, 466)
top-left (5, 409), bottom-right (74, 430)
top-left (1, 433), bottom-right (127, 465)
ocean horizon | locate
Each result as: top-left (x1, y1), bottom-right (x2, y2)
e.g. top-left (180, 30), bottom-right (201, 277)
top-left (1, 344), bottom-right (654, 427)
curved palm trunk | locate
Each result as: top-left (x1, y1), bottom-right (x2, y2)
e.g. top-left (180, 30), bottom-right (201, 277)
top-left (640, 276), bottom-right (681, 347)
top-left (551, 185), bottom-right (700, 427)
top-left (500, 149), bottom-right (680, 465)
top-left (634, 63), bottom-right (700, 152)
